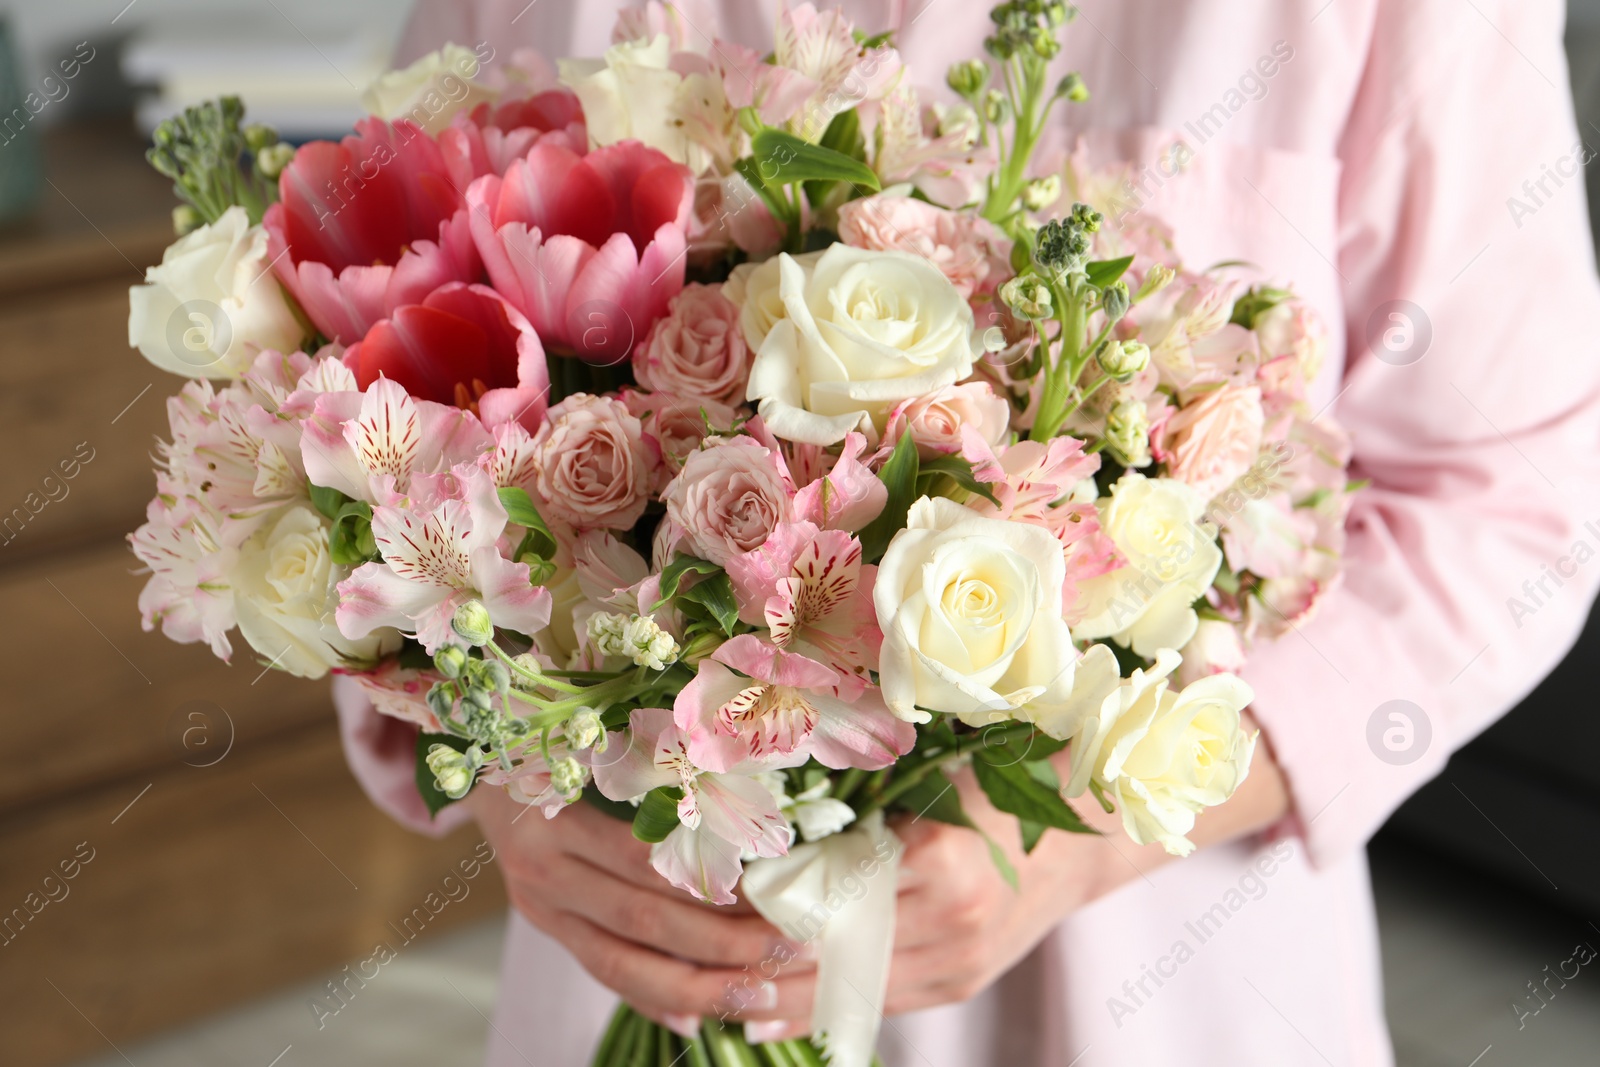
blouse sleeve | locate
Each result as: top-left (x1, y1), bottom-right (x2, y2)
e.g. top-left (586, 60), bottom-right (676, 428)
top-left (1241, 0), bottom-right (1600, 866)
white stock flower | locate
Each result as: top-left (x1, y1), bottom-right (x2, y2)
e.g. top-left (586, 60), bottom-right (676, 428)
top-left (360, 44), bottom-right (494, 134)
top-left (1072, 473), bottom-right (1223, 658)
top-left (1064, 649), bottom-right (1256, 856)
top-left (745, 246), bottom-right (979, 446)
top-left (128, 206), bottom-right (307, 379)
top-left (874, 496), bottom-right (1119, 734)
top-left (588, 611), bottom-right (680, 670)
top-left (233, 505), bottom-right (395, 678)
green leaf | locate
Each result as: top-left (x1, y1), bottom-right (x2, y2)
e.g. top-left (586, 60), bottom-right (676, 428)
top-left (893, 769), bottom-right (973, 827)
top-left (678, 572), bottom-right (740, 638)
top-left (632, 786), bottom-right (686, 843)
top-left (1084, 254), bottom-right (1135, 288)
top-left (976, 725), bottom-right (1067, 765)
top-left (857, 432), bottom-right (920, 562)
top-left (972, 753), bottom-right (1096, 834)
top-left (749, 128), bottom-right (881, 192)
top-left (733, 156), bottom-right (799, 227)
top-left (582, 784), bottom-right (638, 822)
top-left (1019, 820), bottom-right (1046, 854)
top-left (328, 500), bottom-right (377, 565)
top-left (653, 554), bottom-right (724, 609)
top-left (804, 109), bottom-right (867, 208)
top-left (415, 732), bottom-right (473, 817)
top-left (497, 487), bottom-right (559, 560)
top-left (984, 834), bottom-right (1020, 891)
top-left (309, 482), bottom-right (348, 521)
top-left (917, 454), bottom-right (1001, 506)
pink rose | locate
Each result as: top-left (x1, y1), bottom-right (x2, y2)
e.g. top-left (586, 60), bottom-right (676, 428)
top-left (621, 388), bottom-right (740, 489)
top-left (1155, 384), bottom-right (1264, 502)
top-left (884, 382), bottom-right (1011, 460)
top-left (837, 195), bottom-right (1011, 298)
top-left (531, 393), bottom-right (657, 530)
top-left (663, 437), bottom-right (793, 566)
top-left (632, 283), bottom-right (752, 406)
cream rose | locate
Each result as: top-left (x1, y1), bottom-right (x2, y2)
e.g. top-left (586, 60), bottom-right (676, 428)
top-left (874, 496), bottom-right (1120, 733)
top-left (1157, 384), bottom-right (1264, 502)
top-left (531, 393), bottom-right (656, 530)
top-left (128, 206), bottom-right (308, 379)
top-left (745, 246), bottom-right (979, 446)
top-left (359, 43), bottom-right (495, 135)
top-left (723, 249), bottom-right (823, 352)
top-left (1071, 473), bottom-right (1223, 657)
top-left (1064, 649), bottom-right (1255, 856)
top-left (234, 505), bottom-right (395, 679)
top-left (632, 284), bottom-right (751, 405)
top-left (662, 437), bottom-right (792, 566)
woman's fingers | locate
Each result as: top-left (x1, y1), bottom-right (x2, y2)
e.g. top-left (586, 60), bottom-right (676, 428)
top-left (554, 854), bottom-right (815, 970)
top-left (552, 911), bottom-right (818, 1021)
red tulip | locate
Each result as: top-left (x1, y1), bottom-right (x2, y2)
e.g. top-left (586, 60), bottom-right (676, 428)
top-left (468, 139), bottom-right (693, 366)
top-left (266, 118), bottom-right (479, 344)
top-left (439, 88), bottom-right (589, 189)
top-left (344, 283), bottom-right (549, 432)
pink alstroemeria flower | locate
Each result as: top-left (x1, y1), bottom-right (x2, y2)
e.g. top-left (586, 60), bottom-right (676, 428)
top-left (336, 464), bottom-right (551, 653)
top-left (266, 119), bottom-right (479, 343)
top-left (723, 522), bottom-right (881, 676)
top-left (301, 378), bottom-right (493, 506)
top-left (593, 708), bottom-right (789, 905)
top-left (467, 139), bottom-right (694, 364)
top-left (675, 635), bottom-right (913, 774)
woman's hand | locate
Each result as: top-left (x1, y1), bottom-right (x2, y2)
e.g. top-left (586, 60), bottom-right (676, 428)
top-left (468, 786), bottom-right (817, 1032)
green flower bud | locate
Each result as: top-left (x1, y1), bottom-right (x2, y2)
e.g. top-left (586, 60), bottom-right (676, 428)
top-left (426, 743), bottom-right (482, 800)
top-left (1001, 275), bottom-right (1054, 320)
top-left (549, 757), bottom-right (588, 799)
top-left (1070, 201), bottom-right (1103, 234)
top-left (1101, 281), bottom-right (1131, 324)
top-left (509, 652), bottom-right (545, 689)
top-left (1099, 339), bottom-right (1150, 379)
top-left (1136, 264), bottom-right (1176, 300)
top-left (1058, 72), bottom-right (1089, 102)
top-left (435, 645), bottom-right (468, 679)
top-left (1028, 26), bottom-right (1060, 59)
top-left (946, 59), bottom-right (990, 98)
top-left (426, 681), bottom-right (459, 720)
top-left (243, 123), bottom-right (278, 152)
top-left (1106, 398), bottom-right (1152, 468)
top-left (171, 204), bottom-right (203, 237)
top-left (460, 685), bottom-right (494, 714)
top-left (476, 659), bottom-right (511, 696)
top-left (1022, 174), bottom-right (1061, 212)
top-left (565, 707), bottom-right (606, 751)
top-left (451, 600), bottom-right (494, 646)
top-left (982, 88), bottom-right (1011, 125)
top-left (255, 142), bottom-right (295, 180)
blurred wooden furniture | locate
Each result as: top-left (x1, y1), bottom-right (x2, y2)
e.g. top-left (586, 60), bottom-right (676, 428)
top-left (0, 120), bottom-right (503, 1066)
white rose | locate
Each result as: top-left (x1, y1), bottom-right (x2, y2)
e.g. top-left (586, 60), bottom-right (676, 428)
top-left (559, 35), bottom-right (708, 171)
top-left (747, 246), bottom-right (980, 446)
top-left (128, 207), bottom-right (307, 379)
top-left (874, 496), bottom-right (1120, 734)
top-left (723, 250), bottom-right (823, 352)
top-left (1071, 473), bottom-right (1222, 657)
top-left (234, 506), bottom-right (396, 679)
top-left (1064, 649), bottom-right (1256, 856)
top-left (360, 43), bottom-right (495, 135)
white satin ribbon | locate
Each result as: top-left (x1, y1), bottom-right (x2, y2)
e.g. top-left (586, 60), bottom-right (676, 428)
top-left (741, 812), bottom-right (901, 1067)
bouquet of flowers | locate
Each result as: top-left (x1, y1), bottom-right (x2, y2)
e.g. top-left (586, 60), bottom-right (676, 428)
top-left (127, 2), bottom-right (1355, 1064)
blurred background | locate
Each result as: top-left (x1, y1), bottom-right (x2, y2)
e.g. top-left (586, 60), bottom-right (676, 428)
top-left (0, 2), bottom-right (1598, 1065)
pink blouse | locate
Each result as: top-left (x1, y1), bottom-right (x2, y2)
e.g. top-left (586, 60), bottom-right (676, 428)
top-left (332, 1), bottom-right (1600, 1063)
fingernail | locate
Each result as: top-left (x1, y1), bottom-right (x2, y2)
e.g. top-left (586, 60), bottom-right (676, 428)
top-left (663, 1012), bottom-right (701, 1039)
top-left (792, 938), bottom-right (818, 961)
top-left (745, 1019), bottom-right (798, 1043)
top-left (754, 980), bottom-right (779, 1010)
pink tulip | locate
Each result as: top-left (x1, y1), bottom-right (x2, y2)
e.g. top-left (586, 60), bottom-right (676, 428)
top-left (267, 118), bottom-right (480, 343)
top-left (467, 139), bottom-right (693, 365)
